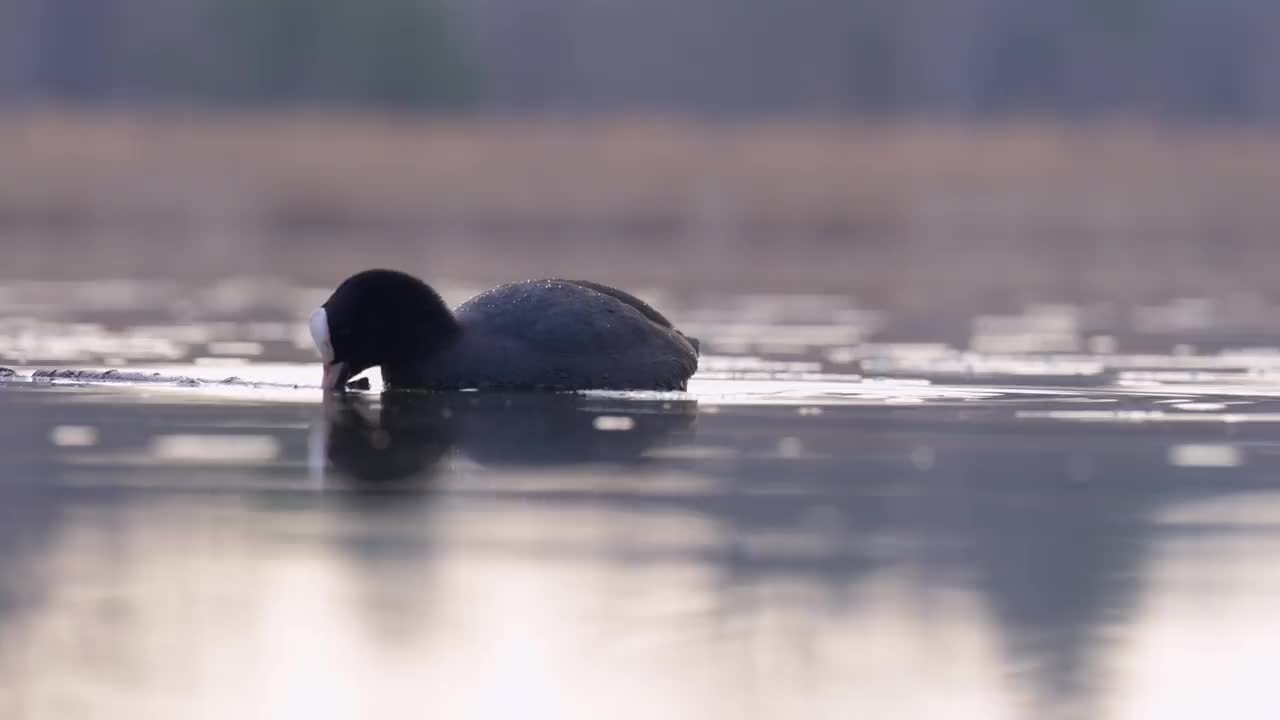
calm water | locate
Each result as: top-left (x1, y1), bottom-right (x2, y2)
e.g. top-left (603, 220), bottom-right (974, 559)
top-left (4, 279), bottom-right (1280, 719)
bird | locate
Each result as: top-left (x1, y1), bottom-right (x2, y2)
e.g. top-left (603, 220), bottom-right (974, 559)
top-left (310, 269), bottom-right (699, 391)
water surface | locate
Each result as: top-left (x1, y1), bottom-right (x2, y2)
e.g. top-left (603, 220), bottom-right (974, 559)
top-left (3, 280), bottom-right (1280, 719)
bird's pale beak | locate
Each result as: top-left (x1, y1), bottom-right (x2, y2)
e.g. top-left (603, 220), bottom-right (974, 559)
top-left (322, 361), bottom-right (351, 391)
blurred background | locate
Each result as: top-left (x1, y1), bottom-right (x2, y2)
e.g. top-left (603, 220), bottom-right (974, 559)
top-left (2, 0), bottom-right (1278, 304)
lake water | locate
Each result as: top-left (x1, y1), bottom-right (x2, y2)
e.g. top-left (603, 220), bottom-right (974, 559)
top-left (3, 278), bottom-right (1280, 719)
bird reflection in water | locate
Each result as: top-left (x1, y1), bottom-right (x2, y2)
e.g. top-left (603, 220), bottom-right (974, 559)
top-left (316, 392), bottom-right (698, 488)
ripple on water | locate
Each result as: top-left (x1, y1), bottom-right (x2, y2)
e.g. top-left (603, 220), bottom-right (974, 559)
top-left (3, 282), bottom-right (1280, 419)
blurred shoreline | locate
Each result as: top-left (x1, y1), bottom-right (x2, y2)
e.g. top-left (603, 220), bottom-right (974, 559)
top-left (2, 111), bottom-right (1278, 303)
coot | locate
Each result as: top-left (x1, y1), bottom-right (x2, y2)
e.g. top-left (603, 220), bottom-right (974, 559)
top-left (310, 270), bottom-right (699, 391)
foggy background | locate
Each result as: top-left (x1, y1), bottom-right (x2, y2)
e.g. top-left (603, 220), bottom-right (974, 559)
top-left (1, 0), bottom-right (1277, 302)
top-left (5, 0), bottom-right (1280, 118)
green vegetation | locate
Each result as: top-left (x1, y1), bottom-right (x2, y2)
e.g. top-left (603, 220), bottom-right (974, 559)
top-left (5, 0), bottom-right (1280, 120)
top-left (223, 0), bottom-right (467, 108)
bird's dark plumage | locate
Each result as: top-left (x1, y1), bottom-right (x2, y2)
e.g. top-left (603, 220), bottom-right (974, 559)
top-left (313, 270), bottom-right (699, 391)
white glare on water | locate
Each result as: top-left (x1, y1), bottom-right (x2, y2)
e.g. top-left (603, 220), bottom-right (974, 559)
top-left (592, 416), bottom-right (636, 432)
top-left (151, 434), bottom-right (281, 463)
top-left (49, 425), bottom-right (98, 447)
top-left (1168, 444), bottom-right (1244, 468)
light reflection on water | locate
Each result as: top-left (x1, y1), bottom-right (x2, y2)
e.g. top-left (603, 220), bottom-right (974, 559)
top-left (4, 280), bottom-right (1280, 718)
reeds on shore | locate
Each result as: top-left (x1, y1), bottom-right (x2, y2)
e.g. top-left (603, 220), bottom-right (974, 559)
top-left (1, 111), bottom-right (1276, 300)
